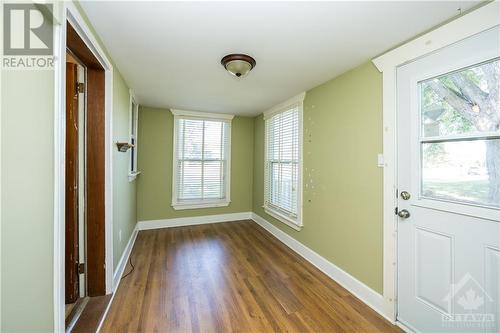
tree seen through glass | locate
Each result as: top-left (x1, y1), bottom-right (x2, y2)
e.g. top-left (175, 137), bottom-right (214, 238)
top-left (420, 58), bottom-right (500, 207)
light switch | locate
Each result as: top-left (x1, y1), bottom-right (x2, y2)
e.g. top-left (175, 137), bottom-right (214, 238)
top-left (377, 154), bottom-right (385, 168)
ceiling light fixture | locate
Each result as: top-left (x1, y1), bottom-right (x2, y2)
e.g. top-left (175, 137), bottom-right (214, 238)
top-left (221, 54), bottom-right (256, 78)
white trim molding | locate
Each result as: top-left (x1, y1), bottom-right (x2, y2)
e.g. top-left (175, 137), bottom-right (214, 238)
top-left (171, 109), bottom-right (235, 120)
top-left (371, 1), bottom-right (500, 323)
top-left (54, 2), bottom-right (115, 332)
top-left (263, 92), bottom-right (305, 230)
top-left (170, 109), bottom-right (233, 210)
top-left (263, 206), bottom-right (302, 231)
top-left (112, 225), bottom-right (139, 291)
top-left (0, 3), bottom-right (3, 329)
top-left (128, 89), bottom-right (140, 181)
top-left (372, 2), bottom-right (500, 71)
top-left (172, 201), bottom-right (231, 211)
top-left (251, 213), bottom-right (391, 322)
top-left (263, 92), bottom-right (306, 120)
top-left (137, 212), bottom-right (253, 231)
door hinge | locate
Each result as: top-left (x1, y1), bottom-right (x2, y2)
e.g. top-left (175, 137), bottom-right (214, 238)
top-left (77, 82), bottom-right (85, 94)
top-left (78, 263), bottom-right (85, 274)
top-left (394, 207), bottom-right (398, 215)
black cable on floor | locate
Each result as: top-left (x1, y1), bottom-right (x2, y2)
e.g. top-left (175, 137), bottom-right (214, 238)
top-left (121, 256), bottom-right (135, 280)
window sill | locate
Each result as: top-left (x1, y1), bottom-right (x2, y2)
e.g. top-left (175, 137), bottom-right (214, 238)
top-left (172, 200), bottom-right (230, 210)
top-left (264, 206), bottom-right (302, 231)
top-left (128, 171), bottom-right (141, 182)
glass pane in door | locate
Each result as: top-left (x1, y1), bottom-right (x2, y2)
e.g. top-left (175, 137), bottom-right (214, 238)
top-left (420, 58), bottom-right (500, 137)
top-left (422, 139), bottom-right (500, 207)
top-left (419, 57), bottom-right (500, 208)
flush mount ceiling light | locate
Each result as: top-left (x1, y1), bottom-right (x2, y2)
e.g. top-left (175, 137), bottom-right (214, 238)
top-left (221, 54), bottom-right (256, 78)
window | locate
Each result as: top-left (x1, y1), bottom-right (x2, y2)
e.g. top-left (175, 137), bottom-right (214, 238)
top-left (420, 58), bottom-right (500, 208)
top-left (129, 94), bottom-right (140, 181)
top-left (264, 93), bottom-right (305, 229)
top-left (171, 109), bottom-right (233, 210)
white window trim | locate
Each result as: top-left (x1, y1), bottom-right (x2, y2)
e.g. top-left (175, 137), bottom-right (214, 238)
top-left (263, 92), bottom-right (305, 230)
top-left (372, 1), bottom-right (499, 322)
top-left (171, 109), bottom-right (234, 210)
top-left (128, 90), bottom-right (140, 181)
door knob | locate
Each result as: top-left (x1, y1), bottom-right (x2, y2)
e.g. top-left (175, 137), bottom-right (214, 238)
top-left (398, 209), bottom-right (411, 219)
top-left (400, 191), bottom-right (411, 200)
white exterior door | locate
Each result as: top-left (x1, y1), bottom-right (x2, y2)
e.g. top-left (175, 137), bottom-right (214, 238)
top-left (397, 26), bottom-right (500, 332)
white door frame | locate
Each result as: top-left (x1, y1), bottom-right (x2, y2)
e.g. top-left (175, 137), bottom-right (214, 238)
top-left (53, 2), bottom-right (114, 332)
top-left (372, 1), bottom-right (500, 323)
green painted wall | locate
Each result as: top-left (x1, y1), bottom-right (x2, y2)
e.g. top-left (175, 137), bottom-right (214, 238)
top-left (1, 70), bottom-right (55, 332)
top-left (1, 3), bottom-right (136, 331)
top-left (253, 62), bottom-right (384, 293)
top-left (111, 70), bottom-right (137, 269)
top-left (137, 107), bottom-right (254, 221)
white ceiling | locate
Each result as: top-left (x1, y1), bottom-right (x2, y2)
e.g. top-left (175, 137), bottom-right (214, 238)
top-left (80, 1), bottom-right (478, 116)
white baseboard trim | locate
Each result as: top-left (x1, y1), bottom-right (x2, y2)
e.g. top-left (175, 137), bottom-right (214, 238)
top-left (397, 320), bottom-right (418, 333)
top-left (251, 212), bottom-right (392, 322)
top-left (137, 211), bottom-right (253, 230)
top-left (112, 225), bottom-right (139, 291)
top-left (97, 224), bottom-right (139, 333)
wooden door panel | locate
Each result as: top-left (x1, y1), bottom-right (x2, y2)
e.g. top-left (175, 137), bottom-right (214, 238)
top-left (86, 68), bottom-right (106, 296)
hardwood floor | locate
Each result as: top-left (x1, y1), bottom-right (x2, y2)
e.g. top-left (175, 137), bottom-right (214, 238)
top-left (101, 220), bottom-right (401, 333)
top-left (71, 295), bottom-right (112, 333)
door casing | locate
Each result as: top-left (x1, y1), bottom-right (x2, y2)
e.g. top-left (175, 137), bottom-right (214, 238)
top-left (54, 2), bottom-right (115, 332)
top-left (67, 21), bottom-right (107, 297)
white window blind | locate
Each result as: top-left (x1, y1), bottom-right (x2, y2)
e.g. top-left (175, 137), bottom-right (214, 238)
top-left (264, 94), bottom-right (303, 228)
top-left (172, 111), bottom-right (232, 209)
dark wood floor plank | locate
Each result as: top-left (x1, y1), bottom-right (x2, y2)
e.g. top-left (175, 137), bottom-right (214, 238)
top-left (71, 295), bottom-right (111, 333)
top-left (100, 220), bottom-right (401, 333)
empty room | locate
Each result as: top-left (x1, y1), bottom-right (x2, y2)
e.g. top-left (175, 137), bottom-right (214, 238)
top-left (1, 1), bottom-right (499, 332)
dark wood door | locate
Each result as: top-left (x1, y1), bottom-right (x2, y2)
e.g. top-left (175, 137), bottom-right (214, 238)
top-left (65, 62), bottom-right (80, 304)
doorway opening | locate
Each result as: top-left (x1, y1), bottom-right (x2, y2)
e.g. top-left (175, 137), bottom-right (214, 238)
top-left (64, 50), bottom-right (87, 327)
top-left (64, 21), bottom-right (107, 330)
